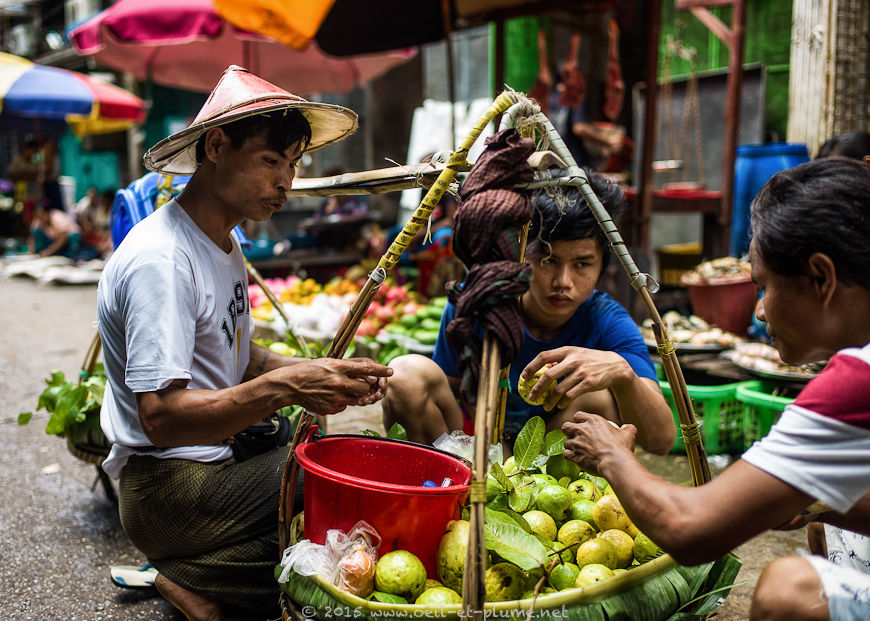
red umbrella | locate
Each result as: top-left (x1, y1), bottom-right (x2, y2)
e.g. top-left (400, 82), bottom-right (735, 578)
top-left (69, 0), bottom-right (416, 95)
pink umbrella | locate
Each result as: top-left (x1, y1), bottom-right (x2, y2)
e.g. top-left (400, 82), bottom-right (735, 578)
top-left (69, 0), bottom-right (416, 95)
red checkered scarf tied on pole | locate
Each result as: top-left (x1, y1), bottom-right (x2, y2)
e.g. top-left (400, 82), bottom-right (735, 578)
top-left (446, 129), bottom-right (536, 403)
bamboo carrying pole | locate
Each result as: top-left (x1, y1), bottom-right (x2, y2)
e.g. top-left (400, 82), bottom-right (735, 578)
top-left (278, 92), bottom-right (711, 620)
top-left (277, 91), bottom-right (524, 554)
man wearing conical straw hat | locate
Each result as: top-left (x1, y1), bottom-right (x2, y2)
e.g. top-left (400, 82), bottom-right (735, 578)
top-left (97, 66), bottom-right (392, 620)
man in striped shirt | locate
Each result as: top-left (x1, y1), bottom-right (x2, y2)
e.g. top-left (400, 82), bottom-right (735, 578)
top-left (563, 157), bottom-right (870, 621)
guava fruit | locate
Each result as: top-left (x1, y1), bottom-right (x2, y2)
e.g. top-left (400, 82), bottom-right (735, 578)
top-left (522, 510), bottom-right (557, 541)
top-left (568, 479), bottom-right (598, 502)
top-left (415, 586), bottom-right (463, 605)
top-left (536, 485), bottom-right (573, 522)
top-left (633, 532), bottom-right (665, 564)
top-left (374, 550), bottom-right (427, 602)
top-left (543, 538), bottom-right (574, 563)
top-left (574, 538), bottom-right (617, 570)
top-left (530, 473), bottom-right (559, 487)
top-left (425, 578), bottom-right (444, 590)
top-left (592, 494), bottom-right (635, 533)
top-left (574, 563), bottom-right (614, 588)
top-left (545, 455), bottom-right (580, 481)
top-left (548, 562), bottom-right (580, 590)
top-left (568, 498), bottom-right (596, 525)
top-left (517, 365), bottom-right (557, 406)
top-left (484, 563), bottom-right (525, 602)
top-left (436, 520), bottom-right (469, 592)
top-left (597, 529), bottom-right (634, 569)
top-left (557, 520), bottom-right (596, 552)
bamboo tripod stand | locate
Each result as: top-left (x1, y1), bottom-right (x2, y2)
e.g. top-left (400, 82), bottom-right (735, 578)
top-left (278, 90), bottom-right (710, 618)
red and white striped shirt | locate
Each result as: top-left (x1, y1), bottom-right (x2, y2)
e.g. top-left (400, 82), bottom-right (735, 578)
top-left (743, 343), bottom-right (870, 513)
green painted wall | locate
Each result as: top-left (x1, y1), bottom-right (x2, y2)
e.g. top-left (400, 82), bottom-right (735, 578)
top-left (493, 16), bottom-right (541, 95)
top-left (60, 132), bottom-right (120, 202)
top-left (141, 84), bottom-right (208, 171)
top-left (659, 1), bottom-right (793, 139)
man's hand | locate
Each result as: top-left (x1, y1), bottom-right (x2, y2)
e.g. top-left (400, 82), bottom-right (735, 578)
top-left (345, 357), bottom-right (389, 406)
top-left (522, 346), bottom-right (633, 411)
top-left (281, 358), bottom-right (392, 415)
top-left (562, 411), bottom-right (636, 476)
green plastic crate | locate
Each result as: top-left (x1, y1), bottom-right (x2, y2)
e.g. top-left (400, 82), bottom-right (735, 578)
top-left (659, 378), bottom-right (748, 454)
top-left (737, 380), bottom-right (794, 449)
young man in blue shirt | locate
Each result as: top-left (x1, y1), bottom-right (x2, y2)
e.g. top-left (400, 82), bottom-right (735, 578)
top-left (381, 174), bottom-right (675, 454)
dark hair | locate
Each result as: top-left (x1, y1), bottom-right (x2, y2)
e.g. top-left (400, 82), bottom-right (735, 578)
top-left (816, 131), bottom-right (870, 160)
top-left (750, 157), bottom-right (870, 289)
top-left (527, 170), bottom-right (624, 268)
top-left (194, 109), bottom-right (312, 163)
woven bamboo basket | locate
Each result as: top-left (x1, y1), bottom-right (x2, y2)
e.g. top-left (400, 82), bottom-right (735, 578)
top-left (278, 90), bottom-right (733, 620)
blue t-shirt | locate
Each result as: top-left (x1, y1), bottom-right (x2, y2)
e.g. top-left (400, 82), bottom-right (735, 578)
top-left (431, 290), bottom-right (656, 439)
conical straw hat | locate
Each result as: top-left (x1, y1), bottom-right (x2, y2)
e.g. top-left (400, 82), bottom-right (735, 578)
top-left (144, 65), bottom-right (358, 175)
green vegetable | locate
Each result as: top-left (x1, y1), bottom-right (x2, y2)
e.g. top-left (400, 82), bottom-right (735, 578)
top-left (411, 329), bottom-right (438, 345)
top-left (19, 366), bottom-right (107, 441)
top-left (419, 317), bottom-right (441, 331)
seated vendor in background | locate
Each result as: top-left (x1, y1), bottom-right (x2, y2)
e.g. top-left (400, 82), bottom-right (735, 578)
top-left (381, 172), bottom-right (675, 454)
top-left (28, 204), bottom-right (82, 258)
top-left (562, 157), bottom-right (870, 620)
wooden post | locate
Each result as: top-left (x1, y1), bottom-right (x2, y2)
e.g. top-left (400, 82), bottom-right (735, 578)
top-left (676, 0), bottom-right (748, 256)
top-left (637, 0), bottom-right (662, 252)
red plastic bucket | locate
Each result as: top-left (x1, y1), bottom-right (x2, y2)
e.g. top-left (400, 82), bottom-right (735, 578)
top-left (295, 432), bottom-right (471, 578)
top-left (682, 275), bottom-right (758, 337)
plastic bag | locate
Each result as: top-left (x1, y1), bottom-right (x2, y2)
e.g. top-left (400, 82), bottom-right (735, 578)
top-left (433, 429), bottom-right (503, 467)
top-left (279, 520), bottom-right (381, 598)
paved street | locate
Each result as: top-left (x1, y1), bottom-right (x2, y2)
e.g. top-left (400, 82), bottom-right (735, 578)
top-left (0, 272), bottom-right (804, 620)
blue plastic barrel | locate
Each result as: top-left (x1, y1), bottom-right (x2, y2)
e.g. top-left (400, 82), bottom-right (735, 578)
top-left (731, 143), bottom-right (810, 256)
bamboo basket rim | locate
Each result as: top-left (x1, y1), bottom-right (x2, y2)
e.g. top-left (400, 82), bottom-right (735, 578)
top-left (283, 553), bottom-right (680, 613)
top-left (66, 439), bottom-right (109, 465)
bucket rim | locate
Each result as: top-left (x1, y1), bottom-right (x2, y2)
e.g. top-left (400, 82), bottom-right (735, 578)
top-left (295, 433), bottom-right (473, 495)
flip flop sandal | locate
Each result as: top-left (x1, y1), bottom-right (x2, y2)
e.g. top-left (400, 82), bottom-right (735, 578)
top-left (110, 563), bottom-right (158, 589)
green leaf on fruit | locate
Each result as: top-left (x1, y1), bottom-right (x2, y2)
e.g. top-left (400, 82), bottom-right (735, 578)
top-left (490, 461), bottom-right (514, 492)
top-left (18, 412), bottom-right (33, 425)
top-left (483, 510), bottom-right (550, 570)
top-left (487, 508), bottom-right (532, 533)
top-left (487, 494), bottom-right (512, 512)
top-left (513, 416), bottom-right (545, 470)
top-left (370, 591), bottom-right (408, 604)
top-left (508, 485), bottom-right (533, 512)
top-left (543, 429), bottom-right (566, 453)
top-left (530, 453), bottom-right (550, 470)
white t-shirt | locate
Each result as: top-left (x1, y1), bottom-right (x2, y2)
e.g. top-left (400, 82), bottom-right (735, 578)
top-left (97, 199), bottom-right (252, 478)
top-left (743, 343), bottom-right (870, 514)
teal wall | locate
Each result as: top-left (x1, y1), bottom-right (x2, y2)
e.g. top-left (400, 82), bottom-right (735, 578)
top-left (141, 84), bottom-right (207, 162)
top-left (60, 132), bottom-right (120, 202)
